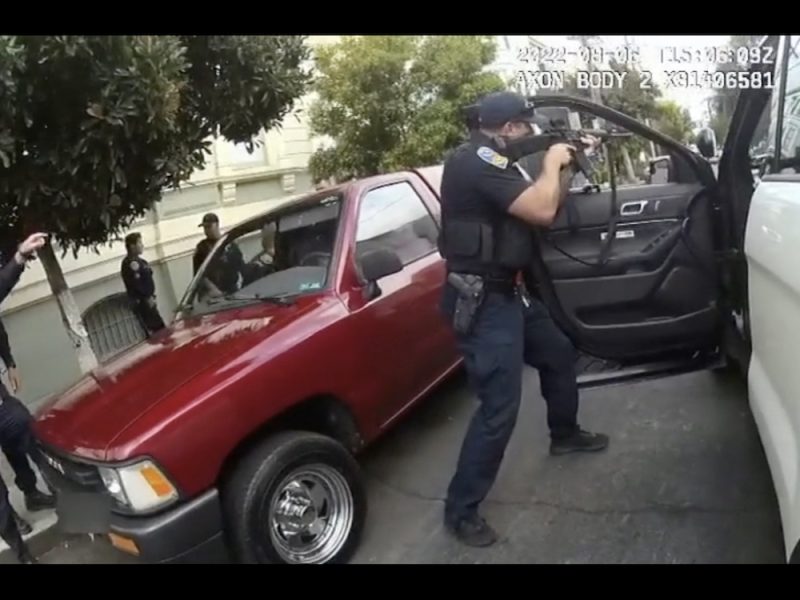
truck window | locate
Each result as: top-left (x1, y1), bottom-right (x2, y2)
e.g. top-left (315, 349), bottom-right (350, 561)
top-left (355, 182), bottom-right (439, 267)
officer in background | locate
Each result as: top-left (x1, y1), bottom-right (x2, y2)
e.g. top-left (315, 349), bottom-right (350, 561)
top-left (121, 232), bottom-right (165, 335)
top-left (0, 315), bottom-right (55, 513)
top-left (439, 91), bottom-right (609, 547)
top-left (0, 232), bottom-right (51, 563)
top-left (193, 212), bottom-right (222, 275)
top-left (193, 212), bottom-right (244, 298)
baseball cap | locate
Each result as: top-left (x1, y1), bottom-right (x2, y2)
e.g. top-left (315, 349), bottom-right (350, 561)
top-left (478, 92), bottom-right (536, 128)
top-left (198, 213), bottom-right (219, 227)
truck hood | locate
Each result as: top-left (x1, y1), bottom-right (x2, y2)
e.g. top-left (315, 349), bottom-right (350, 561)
top-left (34, 302), bottom-right (310, 459)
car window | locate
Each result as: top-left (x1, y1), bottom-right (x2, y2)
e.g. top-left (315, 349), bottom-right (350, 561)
top-left (748, 98), bottom-right (774, 161)
top-left (178, 195), bottom-right (342, 315)
top-left (355, 181), bottom-right (439, 267)
top-left (777, 36), bottom-right (800, 172)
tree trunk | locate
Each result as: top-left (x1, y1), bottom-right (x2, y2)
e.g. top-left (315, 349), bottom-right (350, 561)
top-left (621, 146), bottom-right (637, 183)
top-left (38, 243), bottom-right (99, 374)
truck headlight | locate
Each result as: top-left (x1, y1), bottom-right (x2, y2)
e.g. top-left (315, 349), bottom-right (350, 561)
top-left (98, 460), bottom-right (178, 512)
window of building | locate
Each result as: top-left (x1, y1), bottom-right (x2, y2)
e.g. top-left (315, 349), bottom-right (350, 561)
top-left (355, 182), bottom-right (439, 268)
top-left (229, 136), bottom-right (267, 167)
top-left (83, 294), bottom-right (147, 362)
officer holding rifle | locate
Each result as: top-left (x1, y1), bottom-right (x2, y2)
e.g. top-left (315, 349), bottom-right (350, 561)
top-left (439, 91), bottom-right (608, 547)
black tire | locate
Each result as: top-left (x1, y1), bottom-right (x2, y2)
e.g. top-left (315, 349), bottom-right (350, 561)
top-left (222, 431), bottom-right (366, 564)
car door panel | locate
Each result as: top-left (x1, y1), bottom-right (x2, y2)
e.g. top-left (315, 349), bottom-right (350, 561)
top-left (549, 183), bottom-right (703, 231)
top-left (526, 96), bottom-right (720, 362)
top-left (346, 177), bottom-right (456, 426)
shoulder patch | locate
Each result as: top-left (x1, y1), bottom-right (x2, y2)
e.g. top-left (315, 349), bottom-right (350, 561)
top-left (476, 146), bottom-right (509, 170)
top-left (129, 260), bottom-right (140, 272)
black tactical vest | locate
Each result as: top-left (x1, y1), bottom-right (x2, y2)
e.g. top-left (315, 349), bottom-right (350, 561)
top-left (438, 140), bottom-right (534, 280)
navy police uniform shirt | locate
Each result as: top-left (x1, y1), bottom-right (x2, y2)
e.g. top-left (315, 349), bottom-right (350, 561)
top-left (440, 132), bottom-right (531, 225)
top-left (121, 255), bottom-right (156, 301)
top-left (193, 238), bottom-right (215, 275)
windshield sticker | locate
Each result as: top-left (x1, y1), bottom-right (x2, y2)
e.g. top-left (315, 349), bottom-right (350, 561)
top-left (299, 281), bottom-right (323, 291)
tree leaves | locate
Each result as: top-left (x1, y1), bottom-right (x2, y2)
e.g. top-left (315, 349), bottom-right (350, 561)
top-left (653, 99), bottom-right (694, 144)
top-left (308, 36), bottom-right (504, 182)
top-left (0, 35), bottom-right (310, 253)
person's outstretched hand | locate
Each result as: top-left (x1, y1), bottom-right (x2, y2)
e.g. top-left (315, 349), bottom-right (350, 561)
top-left (16, 232), bottom-right (48, 263)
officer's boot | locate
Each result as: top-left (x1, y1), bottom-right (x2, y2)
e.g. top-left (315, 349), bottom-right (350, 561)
top-left (24, 489), bottom-right (56, 512)
top-left (1, 521), bottom-right (37, 563)
top-left (16, 544), bottom-right (38, 564)
top-left (13, 509), bottom-right (33, 535)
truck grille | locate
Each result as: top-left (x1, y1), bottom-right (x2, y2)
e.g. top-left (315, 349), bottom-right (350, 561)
top-left (39, 446), bottom-right (103, 490)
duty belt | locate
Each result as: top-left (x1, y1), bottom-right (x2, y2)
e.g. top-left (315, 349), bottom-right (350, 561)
top-left (484, 278), bottom-right (517, 295)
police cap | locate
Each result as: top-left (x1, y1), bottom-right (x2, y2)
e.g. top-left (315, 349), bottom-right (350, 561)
top-left (479, 91), bottom-right (536, 129)
top-left (199, 213), bottom-right (219, 227)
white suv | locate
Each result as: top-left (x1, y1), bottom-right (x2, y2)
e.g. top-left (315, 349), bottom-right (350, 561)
top-left (520, 34), bottom-right (799, 563)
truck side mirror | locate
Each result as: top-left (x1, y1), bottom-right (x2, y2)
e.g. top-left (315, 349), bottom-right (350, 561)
top-left (358, 248), bottom-right (403, 300)
top-left (696, 128), bottom-right (717, 159)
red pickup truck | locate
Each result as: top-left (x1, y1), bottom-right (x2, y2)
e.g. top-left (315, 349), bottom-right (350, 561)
top-left (34, 166), bottom-right (460, 564)
top-left (35, 91), bottom-right (756, 564)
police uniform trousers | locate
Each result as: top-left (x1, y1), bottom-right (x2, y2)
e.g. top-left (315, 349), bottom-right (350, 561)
top-left (0, 394), bottom-right (40, 548)
top-left (441, 282), bottom-right (580, 525)
top-left (133, 299), bottom-right (166, 335)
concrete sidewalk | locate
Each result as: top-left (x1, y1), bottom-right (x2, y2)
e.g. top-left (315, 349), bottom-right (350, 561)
top-left (0, 453), bottom-right (58, 557)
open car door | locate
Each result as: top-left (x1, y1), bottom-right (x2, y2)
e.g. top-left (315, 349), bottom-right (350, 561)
top-left (521, 95), bottom-right (725, 387)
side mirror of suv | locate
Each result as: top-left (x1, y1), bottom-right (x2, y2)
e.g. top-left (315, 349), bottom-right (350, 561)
top-left (648, 156), bottom-right (672, 184)
top-left (696, 128), bottom-right (717, 159)
top-left (358, 248), bottom-right (403, 300)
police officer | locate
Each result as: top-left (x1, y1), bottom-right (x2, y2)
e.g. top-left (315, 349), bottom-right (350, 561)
top-left (0, 315), bottom-right (56, 531)
top-left (192, 212), bottom-right (245, 298)
top-left (439, 91), bottom-right (609, 547)
top-left (121, 232), bottom-right (165, 335)
top-left (0, 232), bottom-right (51, 563)
top-left (193, 213), bottom-right (221, 276)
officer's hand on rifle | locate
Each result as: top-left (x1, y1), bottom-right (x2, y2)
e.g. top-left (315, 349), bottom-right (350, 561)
top-left (545, 143), bottom-right (576, 169)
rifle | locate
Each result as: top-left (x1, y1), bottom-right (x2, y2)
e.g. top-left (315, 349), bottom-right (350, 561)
top-left (462, 103), bottom-right (595, 179)
top-left (462, 103), bottom-right (630, 181)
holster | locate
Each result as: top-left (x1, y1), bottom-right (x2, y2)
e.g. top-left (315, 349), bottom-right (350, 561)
top-left (447, 273), bottom-right (486, 336)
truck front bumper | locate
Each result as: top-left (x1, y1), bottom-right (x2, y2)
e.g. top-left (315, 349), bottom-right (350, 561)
top-left (39, 453), bottom-right (229, 564)
top-left (106, 489), bottom-right (229, 563)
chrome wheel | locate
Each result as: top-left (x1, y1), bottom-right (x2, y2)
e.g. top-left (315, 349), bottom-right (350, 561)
top-left (269, 463), bottom-right (354, 564)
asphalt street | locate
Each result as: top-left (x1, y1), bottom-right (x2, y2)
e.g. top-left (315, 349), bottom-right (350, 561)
top-left (27, 368), bottom-right (786, 564)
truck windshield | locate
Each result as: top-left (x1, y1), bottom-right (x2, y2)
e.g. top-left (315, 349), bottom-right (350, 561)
top-left (177, 194), bottom-right (343, 317)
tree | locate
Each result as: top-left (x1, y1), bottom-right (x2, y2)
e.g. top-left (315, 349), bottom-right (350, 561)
top-left (653, 99), bottom-right (694, 144)
top-left (308, 36), bottom-right (505, 182)
top-left (709, 35), bottom-right (765, 143)
top-left (0, 35), bottom-right (310, 372)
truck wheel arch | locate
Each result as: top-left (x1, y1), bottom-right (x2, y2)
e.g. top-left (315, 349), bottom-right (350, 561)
top-left (218, 394), bottom-right (364, 485)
